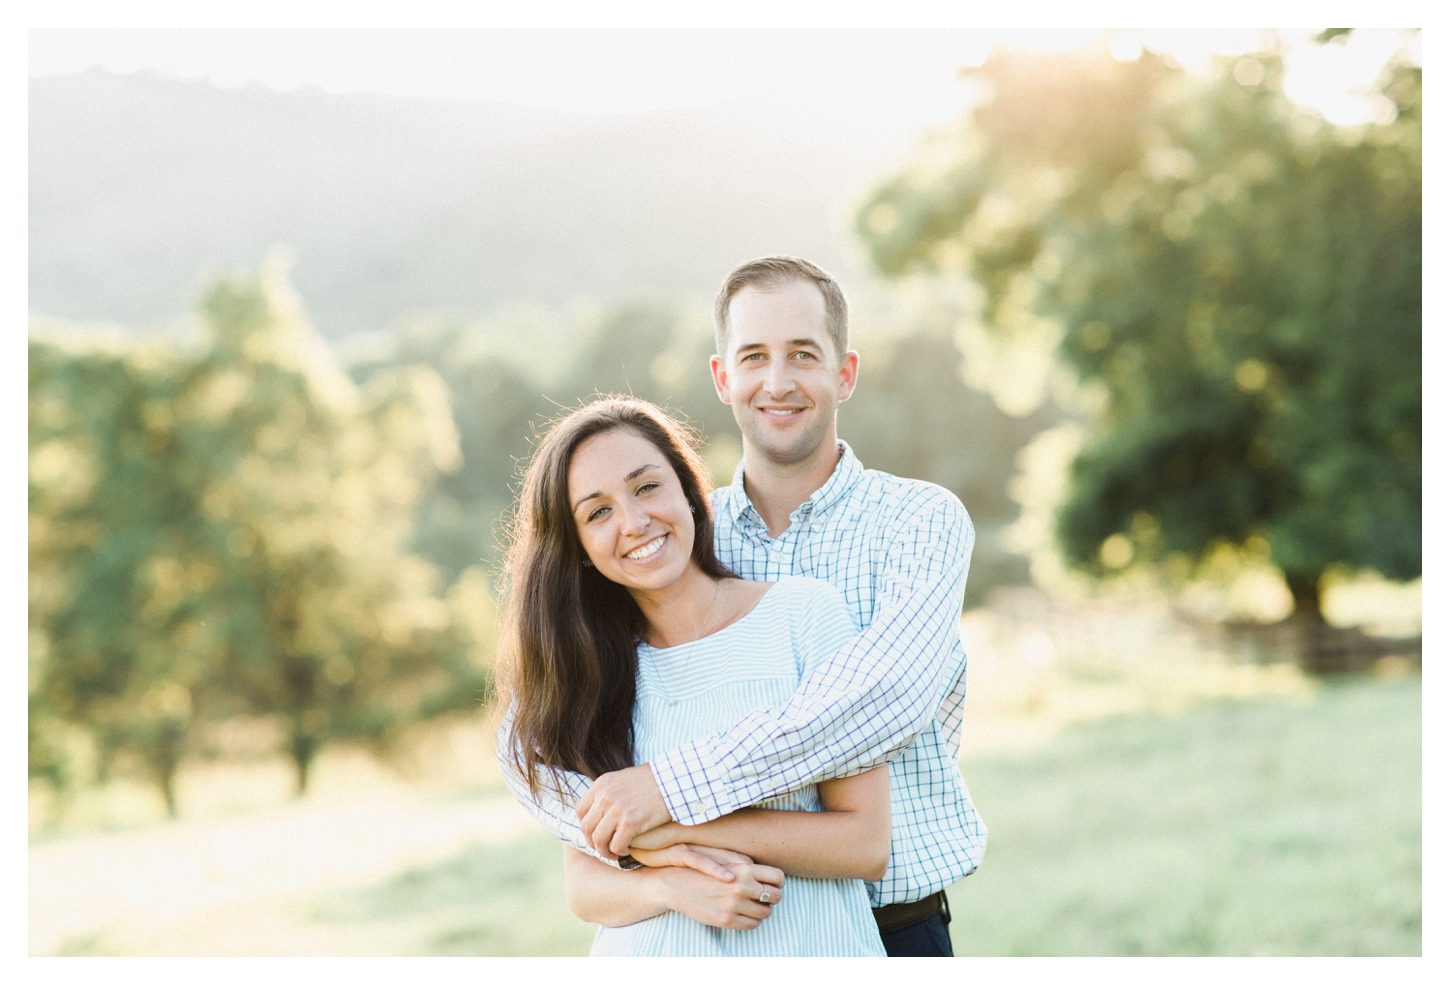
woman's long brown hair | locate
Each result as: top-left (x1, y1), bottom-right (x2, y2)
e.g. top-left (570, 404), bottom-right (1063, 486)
top-left (497, 397), bottom-right (736, 799)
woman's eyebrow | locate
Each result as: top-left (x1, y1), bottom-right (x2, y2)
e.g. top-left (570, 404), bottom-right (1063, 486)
top-left (572, 464), bottom-right (662, 511)
top-left (624, 463), bottom-right (662, 482)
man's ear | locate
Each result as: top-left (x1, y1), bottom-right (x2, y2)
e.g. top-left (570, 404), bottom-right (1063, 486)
top-left (709, 354), bottom-right (732, 404)
top-left (837, 350), bottom-right (860, 402)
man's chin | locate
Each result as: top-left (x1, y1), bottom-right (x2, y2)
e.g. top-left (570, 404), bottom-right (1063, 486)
top-left (747, 428), bottom-right (828, 467)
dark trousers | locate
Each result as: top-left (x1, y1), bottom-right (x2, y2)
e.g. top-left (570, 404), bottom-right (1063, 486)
top-left (878, 897), bottom-right (954, 956)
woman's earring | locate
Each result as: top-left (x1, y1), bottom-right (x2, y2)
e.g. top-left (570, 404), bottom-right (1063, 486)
top-left (690, 505), bottom-right (696, 513)
top-left (582, 559), bottom-right (593, 568)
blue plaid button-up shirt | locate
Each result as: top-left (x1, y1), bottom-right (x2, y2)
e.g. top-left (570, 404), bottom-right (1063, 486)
top-left (652, 441), bottom-right (985, 905)
top-left (499, 441), bottom-right (986, 906)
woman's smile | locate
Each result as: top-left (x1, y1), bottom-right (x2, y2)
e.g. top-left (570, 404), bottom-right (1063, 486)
top-left (625, 534), bottom-right (668, 561)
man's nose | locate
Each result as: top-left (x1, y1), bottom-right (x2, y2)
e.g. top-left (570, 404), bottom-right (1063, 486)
top-left (763, 361), bottom-right (795, 398)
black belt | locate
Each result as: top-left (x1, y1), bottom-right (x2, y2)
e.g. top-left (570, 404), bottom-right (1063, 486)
top-left (872, 890), bottom-right (951, 931)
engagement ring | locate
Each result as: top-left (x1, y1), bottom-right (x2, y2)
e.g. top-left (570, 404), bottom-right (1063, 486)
top-left (759, 890), bottom-right (771, 903)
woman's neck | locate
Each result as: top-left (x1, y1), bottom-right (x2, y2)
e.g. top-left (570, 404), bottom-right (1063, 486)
top-left (630, 563), bottom-right (721, 649)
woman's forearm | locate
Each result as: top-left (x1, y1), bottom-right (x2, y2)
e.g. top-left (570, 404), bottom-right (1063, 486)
top-left (563, 846), bottom-right (672, 927)
top-left (630, 767), bottom-right (891, 881)
top-left (634, 809), bottom-right (887, 881)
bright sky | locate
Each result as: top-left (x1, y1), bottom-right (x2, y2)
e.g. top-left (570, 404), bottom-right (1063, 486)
top-left (28, 28), bottom-right (1422, 130)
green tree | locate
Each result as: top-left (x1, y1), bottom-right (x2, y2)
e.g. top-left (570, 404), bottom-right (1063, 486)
top-left (31, 339), bottom-right (196, 813)
top-left (29, 259), bottom-right (493, 810)
top-left (193, 268), bottom-right (493, 792)
top-left (856, 41), bottom-right (1420, 659)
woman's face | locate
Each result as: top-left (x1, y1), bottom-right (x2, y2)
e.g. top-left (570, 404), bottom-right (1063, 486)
top-left (566, 428), bottom-right (697, 594)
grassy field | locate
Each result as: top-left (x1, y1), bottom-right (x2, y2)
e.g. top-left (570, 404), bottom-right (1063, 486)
top-left (30, 672), bottom-right (1420, 956)
top-left (946, 673), bottom-right (1421, 955)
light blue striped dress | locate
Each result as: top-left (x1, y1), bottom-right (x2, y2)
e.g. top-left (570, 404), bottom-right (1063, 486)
top-left (589, 576), bottom-right (886, 957)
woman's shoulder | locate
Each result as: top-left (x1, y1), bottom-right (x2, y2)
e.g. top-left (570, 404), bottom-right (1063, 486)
top-left (713, 577), bottom-right (848, 638)
top-left (766, 576), bottom-right (854, 627)
top-left (772, 575), bottom-right (848, 605)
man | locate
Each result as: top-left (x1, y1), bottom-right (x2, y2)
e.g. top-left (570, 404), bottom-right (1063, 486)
top-left (503, 256), bottom-right (985, 956)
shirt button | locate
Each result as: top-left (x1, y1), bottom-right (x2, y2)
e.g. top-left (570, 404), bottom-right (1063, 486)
top-left (770, 552), bottom-right (786, 563)
top-left (669, 699), bottom-right (676, 706)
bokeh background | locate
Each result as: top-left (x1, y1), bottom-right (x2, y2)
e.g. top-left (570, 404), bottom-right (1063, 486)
top-left (27, 28), bottom-right (1422, 956)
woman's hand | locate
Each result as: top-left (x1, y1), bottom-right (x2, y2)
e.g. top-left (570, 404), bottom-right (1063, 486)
top-left (649, 845), bottom-right (786, 931)
top-left (629, 842), bottom-right (743, 880)
top-left (563, 843), bottom-right (784, 930)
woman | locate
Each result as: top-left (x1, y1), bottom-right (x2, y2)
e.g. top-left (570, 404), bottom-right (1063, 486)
top-left (497, 397), bottom-right (889, 956)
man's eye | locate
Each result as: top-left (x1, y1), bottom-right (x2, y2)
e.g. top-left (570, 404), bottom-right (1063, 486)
top-left (793, 351), bottom-right (816, 361)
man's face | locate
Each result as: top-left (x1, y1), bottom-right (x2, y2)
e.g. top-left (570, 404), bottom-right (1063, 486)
top-left (710, 279), bottom-right (858, 467)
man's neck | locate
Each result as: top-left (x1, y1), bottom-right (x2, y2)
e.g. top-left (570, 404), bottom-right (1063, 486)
top-left (740, 437), bottom-right (842, 538)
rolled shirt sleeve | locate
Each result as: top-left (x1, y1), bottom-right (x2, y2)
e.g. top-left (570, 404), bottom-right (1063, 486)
top-left (495, 705), bottom-right (623, 866)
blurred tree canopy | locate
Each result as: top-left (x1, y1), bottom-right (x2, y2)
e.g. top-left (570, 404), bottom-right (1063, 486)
top-left (29, 260), bottom-right (494, 812)
top-left (856, 40), bottom-right (1421, 640)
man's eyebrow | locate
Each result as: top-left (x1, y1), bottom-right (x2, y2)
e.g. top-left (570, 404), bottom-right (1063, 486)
top-left (572, 464), bottom-right (662, 511)
top-left (736, 338), bottom-right (825, 355)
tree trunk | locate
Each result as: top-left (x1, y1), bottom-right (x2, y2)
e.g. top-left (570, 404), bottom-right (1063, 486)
top-left (1284, 571), bottom-right (1325, 624)
top-left (145, 724), bottom-right (184, 819)
top-left (1285, 570), bottom-right (1337, 674)
top-left (159, 771), bottom-right (178, 818)
top-left (290, 727), bottom-right (316, 796)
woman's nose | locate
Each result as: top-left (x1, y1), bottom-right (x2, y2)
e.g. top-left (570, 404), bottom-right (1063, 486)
top-left (619, 500), bottom-right (651, 534)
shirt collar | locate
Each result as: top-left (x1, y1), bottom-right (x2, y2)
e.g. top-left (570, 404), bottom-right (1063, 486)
top-left (723, 440), bottom-right (863, 527)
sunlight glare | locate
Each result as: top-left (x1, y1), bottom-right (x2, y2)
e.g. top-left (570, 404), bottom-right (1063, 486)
top-left (1138, 28), bottom-right (1266, 75)
top-left (32, 28), bottom-right (1419, 134)
top-left (1282, 29), bottom-right (1418, 127)
top-left (1109, 31), bottom-right (1144, 63)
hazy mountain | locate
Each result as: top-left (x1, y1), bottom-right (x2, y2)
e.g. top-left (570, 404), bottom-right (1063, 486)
top-left (30, 69), bottom-right (924, 338)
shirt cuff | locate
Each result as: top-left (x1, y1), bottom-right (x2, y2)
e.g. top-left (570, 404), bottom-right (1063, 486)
top-left (651, 738), bottom-right (736, 826)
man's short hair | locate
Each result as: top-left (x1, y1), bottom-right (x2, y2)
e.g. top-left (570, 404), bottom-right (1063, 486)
top-left (712, 256), bottom-right (849, 361)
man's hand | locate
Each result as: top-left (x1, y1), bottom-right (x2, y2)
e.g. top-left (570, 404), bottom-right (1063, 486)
top-left (577, 763), bottom-right (672, 859)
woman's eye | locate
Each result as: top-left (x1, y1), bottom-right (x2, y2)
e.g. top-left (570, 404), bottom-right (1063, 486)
top-left (637, 482), bottom-right (658, 495)
top-left (587, 506), bottom-right (609, 522)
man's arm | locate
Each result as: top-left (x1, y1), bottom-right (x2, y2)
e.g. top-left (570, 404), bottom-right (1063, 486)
top-left (628, 765), bottom-right (891, 881)
top-left (584, 489), bottom-right (972, 855)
